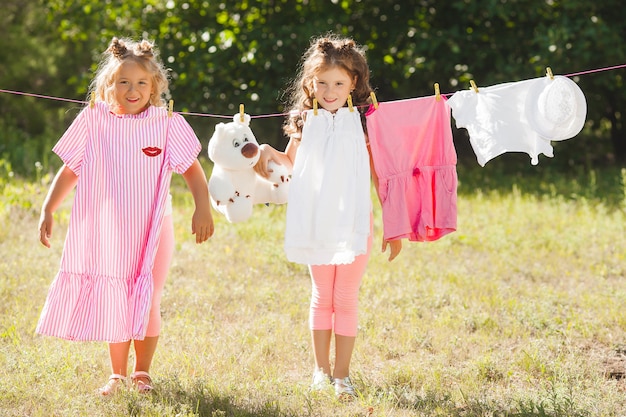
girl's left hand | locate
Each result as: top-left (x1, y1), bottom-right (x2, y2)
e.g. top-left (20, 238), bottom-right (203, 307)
top-left (182, 160), bottom-right (215, 243)
top-left (191, 205), bottom-right (214, 243)
top-left (382, 239), bottom-right (402, 262)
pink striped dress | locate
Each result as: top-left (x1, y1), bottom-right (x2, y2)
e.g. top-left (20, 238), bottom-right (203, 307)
top-left (36, 102), bottom-right (201, 342)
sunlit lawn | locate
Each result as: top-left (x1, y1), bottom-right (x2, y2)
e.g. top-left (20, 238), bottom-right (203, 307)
top-left (1, 159), bottom-right (626, 416)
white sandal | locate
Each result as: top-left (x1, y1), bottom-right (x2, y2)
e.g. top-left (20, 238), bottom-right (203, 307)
top-left (130, 371), bottom-right (154, 394)
top-left (98, 374), bottom-right (126, 396)
top-left (334, 376), bottom-right (357, 400)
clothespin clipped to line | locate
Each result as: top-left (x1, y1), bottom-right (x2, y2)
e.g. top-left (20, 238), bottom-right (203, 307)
top-left (239, 103), bottom-right (245, 122)
top-left (546, 67), bottom-right (554, 80)
top-left (168, 100), bottom-right (174, 117)
top-left (89, 92), bottom-right (96, 108)
top-left (313, 98), bottom-right (318, 116)
top-left (470, 80), bottom-right (479, 93)
top-left (370, 92), bottom-right (379, 109)
top-left (434, 83), bottom-right (441, 101)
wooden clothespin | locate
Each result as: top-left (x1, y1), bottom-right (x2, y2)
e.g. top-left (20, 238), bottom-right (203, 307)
top-left (313, 98), bottom-right (318, 116)
top-left (168, 100), bottom-right (174, 117)
top-left (347, 94), bottom-right (354, 112)
top-left (370, 92), bottom-right (379, 109)
top-left (470, 80), bottom-right (479, 93)
top-left (239, 103), bottom-right (245, 122)
top-left (546, 67), bottom-right (554, 80)
top-left (434, 83), bottom-right (441, 101)
top-left (89, 91), bottom-right (96, 108)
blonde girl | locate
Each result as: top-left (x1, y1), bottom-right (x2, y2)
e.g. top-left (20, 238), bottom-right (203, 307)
top-left (37, 37), bottom-right (214, 395)
top-left (255, 34), bottom-right (402, 399)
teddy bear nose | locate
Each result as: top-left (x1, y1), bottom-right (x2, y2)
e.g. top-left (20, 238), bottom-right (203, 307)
top-left (241, 142), bottom-right (259, 159)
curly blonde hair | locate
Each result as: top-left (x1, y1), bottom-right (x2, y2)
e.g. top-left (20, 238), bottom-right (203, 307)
top-left (283, 34), bottom-right (373, 138)
top-left (89, 37), bottom-right (169, 109)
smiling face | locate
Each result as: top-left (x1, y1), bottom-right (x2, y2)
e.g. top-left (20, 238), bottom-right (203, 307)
top-left (312, 66), bottom-right (356, 113)
top-left (113, 60), bottom-right (154, 114)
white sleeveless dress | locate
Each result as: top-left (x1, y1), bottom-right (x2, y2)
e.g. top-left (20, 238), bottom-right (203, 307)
top-left (284, 107), bottom-right (371, 265)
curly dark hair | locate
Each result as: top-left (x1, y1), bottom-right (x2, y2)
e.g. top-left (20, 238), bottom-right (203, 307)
top-left (283, 33), bottom-right (373, 138)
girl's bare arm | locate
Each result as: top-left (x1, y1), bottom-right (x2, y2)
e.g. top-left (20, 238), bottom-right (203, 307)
top-left (39, 165), bottom-right (78, 247)
top-left (182, 160), bottom-right (215, 243)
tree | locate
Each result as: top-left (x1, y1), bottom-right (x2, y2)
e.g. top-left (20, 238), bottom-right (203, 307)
top-left (2, 0), bottom-right (626, 175)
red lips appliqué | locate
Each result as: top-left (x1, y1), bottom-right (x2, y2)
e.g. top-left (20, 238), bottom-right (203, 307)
top-left (142, 147), bottom-right (162, 157)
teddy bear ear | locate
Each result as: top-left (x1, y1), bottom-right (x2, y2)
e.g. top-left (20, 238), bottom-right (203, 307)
top-left (233, 112), bottom-right (251, 127)
top-left (208, 123), bottom-right (224, 151)
top-left (209, 123), bottom-right (223, 141)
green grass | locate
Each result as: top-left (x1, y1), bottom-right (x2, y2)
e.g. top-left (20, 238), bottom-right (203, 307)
top-left (1, 160), bottom-right (626, 416)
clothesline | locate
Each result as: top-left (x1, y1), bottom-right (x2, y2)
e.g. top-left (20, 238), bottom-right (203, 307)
top-left (1, 62), bottom-right (626, 120)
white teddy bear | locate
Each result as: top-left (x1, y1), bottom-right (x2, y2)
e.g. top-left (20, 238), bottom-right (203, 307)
top-left (207, 113), bottom-right (291, 223)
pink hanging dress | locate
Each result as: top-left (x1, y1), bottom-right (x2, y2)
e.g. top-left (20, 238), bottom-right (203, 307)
top-left (36, 102), bottom-right (200, 342)
top-left (366, 96), bottom-right (457, 242)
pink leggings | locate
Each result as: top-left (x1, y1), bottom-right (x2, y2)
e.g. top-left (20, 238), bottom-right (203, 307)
top-left (145, 215), bottom-right (174, 337)
top-left (308, 218), bottom-right (373, 337)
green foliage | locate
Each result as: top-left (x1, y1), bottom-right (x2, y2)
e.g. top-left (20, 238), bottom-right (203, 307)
top-left (2, 0), bottom-right (626, 175)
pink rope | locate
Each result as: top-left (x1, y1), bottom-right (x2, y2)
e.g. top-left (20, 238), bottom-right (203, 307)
top-left (2, 62), bottom-right (626, 119)
top-left (177, 111), bottom-right (231, 119)
top-left (0, 88), bottom-right (85, 104)
top-left (563, 63), bottom-right (626, 78)
top-left (177, 110), bottom-right (291, 119)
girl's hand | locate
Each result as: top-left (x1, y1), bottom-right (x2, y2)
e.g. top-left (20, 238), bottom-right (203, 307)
top-left (253, 144), bottom-right (273, 179)
top-left (39, 211), bottom-right (54, 248)
top-left (254, 140), bottom-right (296, 179)
top-left (182, 160), bottom-right (215, 243)
top-left (382, 239), bottom-right (402, 262)
top-left (38, 164), bottom-right (78, 248)
top-left (191, 203), bottom-right (214, 244)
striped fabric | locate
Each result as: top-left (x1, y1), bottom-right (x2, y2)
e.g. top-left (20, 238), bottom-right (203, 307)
top-left (36, 102), bottom-right (201, 342)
